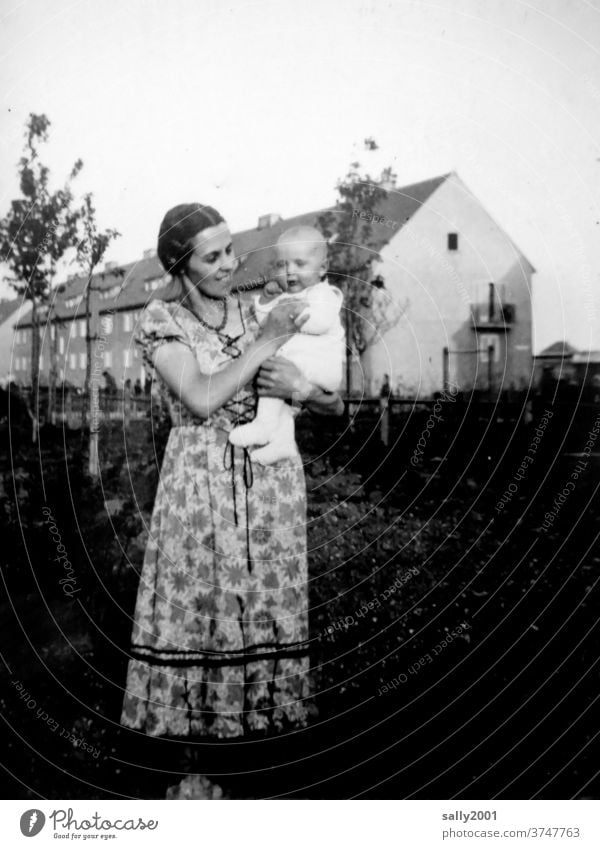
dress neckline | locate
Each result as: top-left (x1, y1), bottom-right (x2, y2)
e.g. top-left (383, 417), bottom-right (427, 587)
top-left (172, 295), bottom-right (246, 341)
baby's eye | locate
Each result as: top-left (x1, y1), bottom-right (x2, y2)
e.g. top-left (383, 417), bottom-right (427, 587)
top-left (274, 260), bottom-right (286, 268)
top-left (295, 260), bottom-right (306, 268)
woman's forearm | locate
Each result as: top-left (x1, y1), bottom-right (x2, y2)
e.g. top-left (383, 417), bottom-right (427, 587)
top-left (303, 384), bottom-right (345, 417)
top-left (154, 335), bottom-right (280, 419)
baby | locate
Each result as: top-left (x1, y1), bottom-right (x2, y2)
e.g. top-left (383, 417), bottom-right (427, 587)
top-left (229, 225), bottom-right (345, 464)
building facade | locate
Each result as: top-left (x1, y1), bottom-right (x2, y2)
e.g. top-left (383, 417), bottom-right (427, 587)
top-left (12, 252), bottom-right (168, 389)
top-left (360, 173), bottom-right (534, 397)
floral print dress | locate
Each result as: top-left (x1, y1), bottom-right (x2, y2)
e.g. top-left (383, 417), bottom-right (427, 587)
top-left (120, 298), bottom-right (312, 738)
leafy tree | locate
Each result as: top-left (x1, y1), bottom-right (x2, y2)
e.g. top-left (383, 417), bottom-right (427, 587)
top-left (0, 114), bottom-right (81, 440)
top-left (319, 142), bottom-right (406, 395)
top-left (75, 193), bottom-right (120, 476)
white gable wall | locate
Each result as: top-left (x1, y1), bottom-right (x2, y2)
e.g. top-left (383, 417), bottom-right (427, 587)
top-left (362, 174), bottom-right (533, 397)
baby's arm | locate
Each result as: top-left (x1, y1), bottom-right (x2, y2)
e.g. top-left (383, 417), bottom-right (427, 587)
top-left (299, 286), bottom-right (343, 335)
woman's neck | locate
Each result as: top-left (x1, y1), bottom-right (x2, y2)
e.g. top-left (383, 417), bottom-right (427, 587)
top-left (179, 276), bottom-right (229, 321)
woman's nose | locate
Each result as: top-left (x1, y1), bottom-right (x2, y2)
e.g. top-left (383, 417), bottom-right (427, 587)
top-left (221, 253), bottom-right (236, 272)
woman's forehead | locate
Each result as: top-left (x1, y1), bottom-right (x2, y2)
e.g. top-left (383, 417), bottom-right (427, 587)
top-left (192, 223), bottom-right (231, 251)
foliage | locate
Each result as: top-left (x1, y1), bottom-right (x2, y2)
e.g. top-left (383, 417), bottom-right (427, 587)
top-left (318, 140), bottom-right (389, 276)
top-left (0, 114), bottom-right (82, 438)
top-left (74, 193), bottom-right (120, 450)
top-left (318, 141), bottom-right (406, 380)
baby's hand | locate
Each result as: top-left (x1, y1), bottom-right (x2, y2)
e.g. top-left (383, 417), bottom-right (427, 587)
top-left (258, 279), bottom-right (286, 304)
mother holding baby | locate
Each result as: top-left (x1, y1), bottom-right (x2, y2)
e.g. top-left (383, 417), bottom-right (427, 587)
top-left (120, 203), bottom-right (343, 795)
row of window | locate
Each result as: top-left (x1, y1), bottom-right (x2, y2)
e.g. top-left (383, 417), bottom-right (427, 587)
top-left (15, 311), bottom-right (143, 345)
top-left (13, 347), bottom-right (141, 372)
top-left (64, 277), bottom-right (163, 307)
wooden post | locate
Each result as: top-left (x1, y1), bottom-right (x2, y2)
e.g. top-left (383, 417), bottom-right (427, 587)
top-left (488, 345), bottom-right (494, 394)
top-left (343, 278), bottom-right (352, 399)
top-left (442, 346), bottom-right (449, 393)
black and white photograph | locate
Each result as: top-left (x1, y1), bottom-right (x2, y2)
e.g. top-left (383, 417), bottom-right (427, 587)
top-left (0, 0), bottom-right (599, 835)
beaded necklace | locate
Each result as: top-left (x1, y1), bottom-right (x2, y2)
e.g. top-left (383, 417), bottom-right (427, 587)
top-left (189, 295), bottom-right (229, 332)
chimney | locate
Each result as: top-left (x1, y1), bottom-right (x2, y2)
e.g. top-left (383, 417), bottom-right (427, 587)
top-left (379, 168), bottom-right (397, 191)
top-left (257, 213), bottom-right (282, 230)
top-left (143, 248), bottom-right (156, 259)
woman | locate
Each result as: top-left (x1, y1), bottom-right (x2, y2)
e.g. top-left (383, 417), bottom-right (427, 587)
top-left (120, 203), bottom-right (343, 796)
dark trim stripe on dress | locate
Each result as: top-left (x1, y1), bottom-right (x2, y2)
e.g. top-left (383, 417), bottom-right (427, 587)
top-left (130, 640), bottom-right (309, 667)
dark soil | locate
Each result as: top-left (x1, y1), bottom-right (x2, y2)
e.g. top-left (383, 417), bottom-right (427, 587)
top-left (1, 396), bottom-right (599, 799)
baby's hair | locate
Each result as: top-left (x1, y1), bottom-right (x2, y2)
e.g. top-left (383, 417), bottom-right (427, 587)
top-left (276, 225), bottom-right (327, 264)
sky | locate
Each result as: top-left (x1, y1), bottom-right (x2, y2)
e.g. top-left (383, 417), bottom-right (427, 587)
top-left (0, 0), bottom-right (599, 352)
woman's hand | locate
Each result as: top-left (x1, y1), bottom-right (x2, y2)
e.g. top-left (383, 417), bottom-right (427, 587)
top-left (259, 301), bottom-right (308, 348)
top-left (257, 356), bottom-right (311, 400)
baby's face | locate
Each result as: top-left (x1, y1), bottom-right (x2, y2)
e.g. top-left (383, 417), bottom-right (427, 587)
top-left (273, 241), bottom-right (325, 294)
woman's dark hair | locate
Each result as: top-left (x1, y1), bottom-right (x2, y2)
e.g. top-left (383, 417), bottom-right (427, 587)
top-left (157, 203), bottom-right (225, 277)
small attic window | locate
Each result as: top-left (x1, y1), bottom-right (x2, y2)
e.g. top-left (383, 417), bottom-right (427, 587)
top-left (447, 233), bottom-right (458, 251)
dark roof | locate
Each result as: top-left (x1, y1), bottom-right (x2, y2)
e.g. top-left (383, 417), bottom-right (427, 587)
top-left (536, 340), bottom-right (577, 359)
top-left (0, 298), bottom-right (23, 326)
top-left (231, 173), bottom-right (451, 288)
top-left (16, 253), bottom-right (172, 328)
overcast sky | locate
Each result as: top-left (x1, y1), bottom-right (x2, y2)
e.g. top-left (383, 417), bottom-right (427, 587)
top-left (1, 0), bottom-right (599, 352)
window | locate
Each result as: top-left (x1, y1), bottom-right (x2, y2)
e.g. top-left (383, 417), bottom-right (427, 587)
top-left (143, 277), bottom-right (164, 292)
top-left (101, 315), bottom-right (113, 334)
top-left (39, 355), bottom-right (44, 370)
top-left (123, 313), bottom-right (133, 332)
top-left (123, 349), bottom-right (132, 368)
top-left (69, 321), bottom-right (77, 339)
top-left (65, 295), bottom-right (83, 309)
top-left (78, 320), bottom-right (86, 337)
top-left (59, 336), bottom-right (65, 355)
top-left (447, 233), bottom-right (458, 251)
top-left (99, 285), bottom-right (121, 301)
top-left (104, 351), bottom-right (113, 368)
top-left (79, 352), bottom-right (86, 369)
top-left (69, 353), bottom-right (77, 370)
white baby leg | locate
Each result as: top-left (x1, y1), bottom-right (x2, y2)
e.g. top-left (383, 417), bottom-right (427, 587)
top-left (250, 404), bottom-right (298, 465)
top-left (229, 396), bottom-right (285, 447)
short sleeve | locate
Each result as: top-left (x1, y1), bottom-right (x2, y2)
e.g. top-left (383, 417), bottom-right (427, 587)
top-left (135, 300), bottom-right (191, 366)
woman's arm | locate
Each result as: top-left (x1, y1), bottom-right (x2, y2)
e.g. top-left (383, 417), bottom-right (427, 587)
top-left (257, 357), bottom-right (345, 417)
top-left (152, 303), bottom-right (307, 419)
top-left (303, 383), bottom-right (345, 417)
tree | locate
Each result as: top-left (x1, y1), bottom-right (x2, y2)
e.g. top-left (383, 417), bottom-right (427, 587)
top-left (0, 114), bottom-right (81, 441)
top-left (319, 142), bottom-right (406, 395)
top-left (75, 193), bottom-right (120, 476)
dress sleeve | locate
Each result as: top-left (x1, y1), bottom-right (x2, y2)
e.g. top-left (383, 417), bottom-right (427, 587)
top-left (135, 300), bottom-right (191, 366)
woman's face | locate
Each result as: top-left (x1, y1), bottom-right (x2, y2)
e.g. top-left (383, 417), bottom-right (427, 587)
top-left (184, 223), bottom-right (236, 297)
